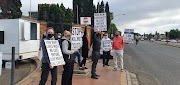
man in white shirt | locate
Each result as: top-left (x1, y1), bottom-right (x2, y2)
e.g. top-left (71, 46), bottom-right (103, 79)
top-left (101, 33), bottom-right (112, 67)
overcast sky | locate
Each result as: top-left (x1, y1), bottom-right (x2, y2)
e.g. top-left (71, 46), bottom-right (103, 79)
top-left (21, 0), bottom-right (180, 34)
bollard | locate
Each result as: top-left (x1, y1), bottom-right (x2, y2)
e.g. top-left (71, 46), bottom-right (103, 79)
top-left (11, 47), bottom-right (15, 85)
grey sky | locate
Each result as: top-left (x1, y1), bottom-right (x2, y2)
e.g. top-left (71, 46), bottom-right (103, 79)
top-left (21, 0), bottom-right (180, 34)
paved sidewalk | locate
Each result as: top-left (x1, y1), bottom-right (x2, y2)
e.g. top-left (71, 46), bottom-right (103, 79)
top-left (18, 58), bottom-right (127, 85)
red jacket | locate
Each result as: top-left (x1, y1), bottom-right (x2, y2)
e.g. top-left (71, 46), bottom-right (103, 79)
top-left (112, 36), bottom-right (124, 50)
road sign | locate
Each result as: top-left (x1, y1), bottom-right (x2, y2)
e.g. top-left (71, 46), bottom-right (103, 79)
top-left (94, 13), bottom-right (107, 31)
top-left (80, 17), bottom-right (91, 25)
top-left (124, 29), bottom-right (134, 43)
top-left (0, 52), bottom-right (2, 76)
top-left (71, 27), bottom-right (82, 49)
top-left (44, 40), bottom-right (65, 66)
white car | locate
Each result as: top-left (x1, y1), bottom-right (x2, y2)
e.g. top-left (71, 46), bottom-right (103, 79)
top-left (150, 39), bottom-right (155, 42)
top-left (170, 39), bottom-right (177, 43)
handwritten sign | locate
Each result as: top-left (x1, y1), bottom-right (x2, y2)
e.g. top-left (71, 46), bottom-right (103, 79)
top-left (94, 13), bottom-right (107, 31)
top-left (104, 40), bottom-right (112, 51)
top-left (124, 29), bottom-right (134, 43)
top-left (71, 27), bottom-right (82, 49)
top-left (44, 40), bottom-right (65, 66)
top-left (0, 52), bottom-right (2, 76)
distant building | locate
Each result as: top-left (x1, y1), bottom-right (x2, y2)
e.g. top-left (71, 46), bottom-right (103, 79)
top-left (29, 11), bottom-right (38, 19)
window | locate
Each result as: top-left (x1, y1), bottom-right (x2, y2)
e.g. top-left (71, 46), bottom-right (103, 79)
top-left (0, 31), bottom-right (4, 44)
top-left (30, 23), bottom-right (37, 40)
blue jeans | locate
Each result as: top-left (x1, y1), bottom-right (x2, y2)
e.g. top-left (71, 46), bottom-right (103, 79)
top-left (74, 51), bottom-right (81, 66)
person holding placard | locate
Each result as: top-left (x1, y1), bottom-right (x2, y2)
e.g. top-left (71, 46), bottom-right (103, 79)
top-left (101, 33), bottom-right (111, 67)
top-left (39, 27), bottom-right (57, 85)
top-left (111, 31), bottom-right (124, 72)
top-left (91, 27), bottom-right (101, 79)
top-left (61, 31), bottom-right (77, 85)
top-left (79, 25), bottom-right (89, 70)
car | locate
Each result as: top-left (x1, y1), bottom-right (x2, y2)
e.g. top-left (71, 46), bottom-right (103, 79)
top-left (150, 39), bottom-right (155, 42)
top-left (141, 38), bottom-right (144, 41)
top-left (170, 39), bottom-right (177, 43)
top-left (161, 39), bottom-right (166, 42)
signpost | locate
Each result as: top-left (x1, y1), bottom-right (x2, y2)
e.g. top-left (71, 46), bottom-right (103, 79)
top-left (44, 40), bottom-right (65, 66)
top-left (0, 52), bottom-right (2, 76)
top-left (124, 29), bottom-right (134, 43)
top-left (94, 13), bottom-right (107, 31)
top-left (71, 27), bottom-right (82, 49)
top-left (80, 17), bottom-right (91, 25)
top-left (104, 40), bottom-right (112, 51)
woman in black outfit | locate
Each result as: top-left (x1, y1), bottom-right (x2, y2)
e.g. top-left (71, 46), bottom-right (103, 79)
top-left (79, 25), bottom-right (89, 70)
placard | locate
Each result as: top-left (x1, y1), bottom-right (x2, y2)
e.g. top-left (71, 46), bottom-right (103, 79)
top-left (104, 40), bottom-right (112, 51)
top-left (124, 29), bottom-right (134, 43)
top-left (0, 52), bottom-right (2, 76)
top-left (44, 40), bottom-right (65, 66)
top-left (80, 17), bottom-right (91, 25)
top-left (71, 27), bottom-right (82, 49)
top-left (94, 13), bottom-right (107, 31)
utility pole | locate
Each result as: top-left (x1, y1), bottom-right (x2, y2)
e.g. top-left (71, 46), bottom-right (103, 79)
top-left (77, 5), bottom-right (79, 24)
top-left (98, 0), bottom-right (100, 13)
top-left (30, 0), bottom-right (31, 19)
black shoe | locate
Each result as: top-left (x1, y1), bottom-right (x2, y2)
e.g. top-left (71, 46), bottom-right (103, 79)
top-left (95, 74), bottom-right (100, 77)
top-left (91, 76), bottom-right (98, 79)
top-left (79, 68), bottom-right (84, 70)
top-left (103, 64), bottom-right (105, 67)
top-left (84, 67), bottom-right (88, 69)
top-left (105, 64), bottom-right (110, 66)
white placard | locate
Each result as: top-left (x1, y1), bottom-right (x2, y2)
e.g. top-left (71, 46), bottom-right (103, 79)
top-left (94, 13), bottom-right (107, 31)
top-left (5, 62), bottom-right (11, 69)
top-left (124, 29), bottom-right (134, 43)
top-left (104, 40), bottom-right (112, 51)
top-left (71, 27), bottom-right (82, 49)
top-left (44, 40), bottom-right (65, 66)
top-left (80, 17), bottom-right (91, 25)
top-left (0, 52), bottom-right (2, 76)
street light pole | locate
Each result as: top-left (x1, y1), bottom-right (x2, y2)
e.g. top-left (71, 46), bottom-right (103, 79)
top-left (77, 5), bottom-right (79, 24)
top-left (30, 0), bottom-right (31, 19)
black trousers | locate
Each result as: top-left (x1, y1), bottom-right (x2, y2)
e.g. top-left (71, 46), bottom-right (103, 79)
top-left (61, 62), bottom-right (74, 85)
top-left (80, 57), bottom-right (87, 67)
top-left (39, 63), bottom-right (57, 85)
top-left (103, 51), bottom-right (110, 65)
top-left (91, 51), bottom-right (100, 76)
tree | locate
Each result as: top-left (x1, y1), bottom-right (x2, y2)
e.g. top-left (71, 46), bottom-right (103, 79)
top-left (65, 8), bottom-right (74, 23)
top-left (99, 1), bottom-right (105, 13)
top-left (169, 29), bottom-right (180, 39)
top-left (108, 23), bottom-right (118, 36)
top-left (105, 2), bottom-right (110, 31)
top-left (38, 4), bottom-right (50, 21)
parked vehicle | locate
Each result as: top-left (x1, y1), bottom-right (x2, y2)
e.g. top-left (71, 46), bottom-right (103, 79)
top-left (170, 39), bottom-right (177, 43)
top-left (0, 19), bottom-right (40, 61)
top-left (150, 39), bottom-right (155, 42)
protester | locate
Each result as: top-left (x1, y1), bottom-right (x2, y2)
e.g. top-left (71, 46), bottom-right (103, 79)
top-left (79, 24), bottom-right (89, 70)
top-left (61, 31), bottom-right (77, 85)
top-left (91, 28), bottom-right (101, 79)
top-left (101, 33), bottom-right (111, 67)
top-left (39, 27), bottom-right (57, 85)
top-left (112, 31), bottom-right (124, 71)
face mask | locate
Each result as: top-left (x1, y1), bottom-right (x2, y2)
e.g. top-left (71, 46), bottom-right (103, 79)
top-left (48, 34), bottom-right (54, 38)
top-left (58, 36), bottom-right (61, 38)
top-left (116, 35), bottom-right (118, 37)
top-left (104, 36), bottom-right (108, 38)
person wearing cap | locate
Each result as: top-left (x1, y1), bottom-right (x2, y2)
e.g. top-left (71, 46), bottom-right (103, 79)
top-left (61, 31), bottom-right (77, 85)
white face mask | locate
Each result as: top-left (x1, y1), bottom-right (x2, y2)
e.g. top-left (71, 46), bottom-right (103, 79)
top-left (58, 36), bottom-right (61, 38)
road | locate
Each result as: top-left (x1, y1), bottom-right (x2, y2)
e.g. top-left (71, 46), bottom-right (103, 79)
top-left (124, 41), bottom-right (180, 85)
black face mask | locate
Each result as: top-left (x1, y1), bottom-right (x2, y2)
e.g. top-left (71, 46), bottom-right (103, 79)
top-left (48, 34), bottom-right (54, 38)
top-left (116, 35), bottom-right (118, 37)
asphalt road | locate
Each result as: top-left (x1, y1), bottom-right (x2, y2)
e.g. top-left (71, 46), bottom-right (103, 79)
top-left (124, 41), bottom-right (180, 85)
